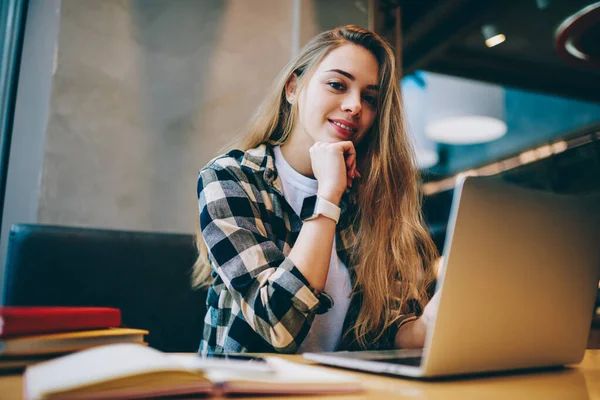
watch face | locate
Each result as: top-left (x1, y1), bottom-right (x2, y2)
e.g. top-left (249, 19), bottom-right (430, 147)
top-left (300, 195), bottom-right (340, 223)
top-left (300, 195), bottom-right (319, 220)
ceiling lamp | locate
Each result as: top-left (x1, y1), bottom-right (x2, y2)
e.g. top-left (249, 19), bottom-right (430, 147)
top-left (536, 0), bottom-right (551, 10)
top-left (555, 2), bottom-right (600, 69)
top-left (424, 72), bottom-right (507, 145)
top-left (402, 75), bottom-right (439, 169)
top-left (481, 24), bottom-right (506, 47)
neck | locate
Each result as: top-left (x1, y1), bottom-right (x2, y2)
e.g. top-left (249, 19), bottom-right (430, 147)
top-left (280, 128), bottom-right (315, 178)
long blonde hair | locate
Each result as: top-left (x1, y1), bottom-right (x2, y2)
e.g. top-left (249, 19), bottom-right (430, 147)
top-left (192, 25), bottom-right (438, 348)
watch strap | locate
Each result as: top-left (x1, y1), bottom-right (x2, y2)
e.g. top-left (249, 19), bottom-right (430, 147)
top-left (305, 195), bottom-right (341, 223)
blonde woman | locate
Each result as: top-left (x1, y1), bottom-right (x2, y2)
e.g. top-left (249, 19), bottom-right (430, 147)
top-left (194, 25), bottom-right (438, 355)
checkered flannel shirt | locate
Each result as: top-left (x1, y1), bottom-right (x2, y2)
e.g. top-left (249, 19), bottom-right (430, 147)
top-left (197, 143), bottom-right (417, 354)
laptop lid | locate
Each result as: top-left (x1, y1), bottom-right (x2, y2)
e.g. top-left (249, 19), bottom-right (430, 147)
top-left (421, 176), bottom-right (600, 377)
top-left (304, 177), bottom-right (599, 378)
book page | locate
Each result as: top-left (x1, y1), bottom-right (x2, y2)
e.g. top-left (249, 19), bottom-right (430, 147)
top-left (167, 353), bottom-right (274, 374)
top-left (207, 357), bottom-right (363, 394)
top-left (24, 344), bottom-right (199, 399)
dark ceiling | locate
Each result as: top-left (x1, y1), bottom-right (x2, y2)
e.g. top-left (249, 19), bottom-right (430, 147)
top-left (374, 1), bottom-right (600, 251)
top-left (389, 0), bottom-right (600, 103)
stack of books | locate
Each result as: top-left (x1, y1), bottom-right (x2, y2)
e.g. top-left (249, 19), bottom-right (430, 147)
top-left (0, 307), bottom-right (147, 370)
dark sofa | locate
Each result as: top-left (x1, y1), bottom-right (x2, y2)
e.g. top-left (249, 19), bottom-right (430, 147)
top-left (2, 224), bottom-right (207, 352)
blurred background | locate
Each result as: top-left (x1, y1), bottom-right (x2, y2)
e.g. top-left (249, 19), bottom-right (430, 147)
top-left (1, 0), bottom-right (599, 309)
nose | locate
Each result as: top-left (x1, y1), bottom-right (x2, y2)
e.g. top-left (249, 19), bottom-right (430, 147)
top-left (341, 91), bottom-right (362, 118)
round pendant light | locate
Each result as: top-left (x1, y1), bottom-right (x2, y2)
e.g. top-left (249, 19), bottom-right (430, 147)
top-left (424, 72), bottom-right (507, 145)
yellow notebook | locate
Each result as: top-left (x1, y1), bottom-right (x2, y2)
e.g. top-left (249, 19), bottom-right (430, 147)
top-left (23, 343), bottom-right (363, 400)
top-left (0, 328), bottom-right (147, 356)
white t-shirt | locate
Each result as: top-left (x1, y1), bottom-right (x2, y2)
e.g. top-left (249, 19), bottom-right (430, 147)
top-left (273, 146), bottom-right (352, 353)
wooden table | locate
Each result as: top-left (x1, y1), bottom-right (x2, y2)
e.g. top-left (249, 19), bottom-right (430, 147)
top-left (1, 350), bottom-right (599, 399)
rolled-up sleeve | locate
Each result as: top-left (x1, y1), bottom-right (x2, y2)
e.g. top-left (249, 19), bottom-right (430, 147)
top-left (198, 166), bottom-right (331, 352)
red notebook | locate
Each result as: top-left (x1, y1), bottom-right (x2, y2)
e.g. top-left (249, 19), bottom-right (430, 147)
top-left (0, 307), bottom-right (121, 338)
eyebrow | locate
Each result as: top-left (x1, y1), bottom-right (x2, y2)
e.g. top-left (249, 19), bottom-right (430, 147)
top-left (325, 69), bottom-right (379, 91)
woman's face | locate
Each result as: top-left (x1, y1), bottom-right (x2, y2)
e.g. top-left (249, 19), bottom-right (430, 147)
top-left (288, 44), bottom-right (380, 146)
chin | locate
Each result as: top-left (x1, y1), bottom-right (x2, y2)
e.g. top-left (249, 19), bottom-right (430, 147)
top-left (325, 129), bottom-right (353, 143)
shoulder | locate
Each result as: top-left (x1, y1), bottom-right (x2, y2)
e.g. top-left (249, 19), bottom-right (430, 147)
top-left (202, 143), bottom-right (271, 174)
top-left (201, 149), bottom-right (246, 176)
top-left (197, 144), bottom-right (272, 193)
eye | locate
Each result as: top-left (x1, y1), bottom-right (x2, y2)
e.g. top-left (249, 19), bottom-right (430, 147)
top-left (328, 81), bottom-right (345, 91)
top-left (363, 95), bottom-right (378, 107)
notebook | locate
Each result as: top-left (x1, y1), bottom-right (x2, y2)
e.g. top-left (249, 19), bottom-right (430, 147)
top-left (0, 307), bottom-right (121, 338)
top-left (23, 343), bottom-right (363, 400)
top-left (0, 328), bottom-right (147, 356)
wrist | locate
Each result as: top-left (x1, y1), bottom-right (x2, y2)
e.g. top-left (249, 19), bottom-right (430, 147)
top-left (316, 190), bottom-right (342, 205)
top-left (305, 195), bottom-right (341, 224)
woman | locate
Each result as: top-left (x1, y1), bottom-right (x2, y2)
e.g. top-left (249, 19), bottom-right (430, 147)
top-left (194, 25), bottom-right (438, 355)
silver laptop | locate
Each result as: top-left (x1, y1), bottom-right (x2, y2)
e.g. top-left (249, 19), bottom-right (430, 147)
top-left (304, 176), bottom-right (600, 378)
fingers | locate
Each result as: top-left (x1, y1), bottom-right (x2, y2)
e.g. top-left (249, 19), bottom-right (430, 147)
top-left (337, 142), bottom-right (357, 174)
top-left (332, 141), bottom-right (358, 182)
top-left (311, 141), bottom-right (361, 189)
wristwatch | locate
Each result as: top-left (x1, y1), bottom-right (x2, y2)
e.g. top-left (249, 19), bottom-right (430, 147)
top-left (305, 195), bottom-right (341, 224)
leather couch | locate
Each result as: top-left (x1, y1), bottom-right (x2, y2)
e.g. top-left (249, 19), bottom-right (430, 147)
top-left (2, 224), bottom-right (207, 352)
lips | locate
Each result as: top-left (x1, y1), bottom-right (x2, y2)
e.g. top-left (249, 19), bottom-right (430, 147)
top-left (328, 119), bottom-right (358, 138)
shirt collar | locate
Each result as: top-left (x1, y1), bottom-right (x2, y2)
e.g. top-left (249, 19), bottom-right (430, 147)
top-left (240, 143), bottom-right (282, 193)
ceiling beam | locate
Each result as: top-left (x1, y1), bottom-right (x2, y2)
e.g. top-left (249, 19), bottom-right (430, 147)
top-left (402, 0), bottom-right (504, 75)
top-left (400, 0), bottom-right (469, 47)
top-left (425, 48), bottom-right (600, 103)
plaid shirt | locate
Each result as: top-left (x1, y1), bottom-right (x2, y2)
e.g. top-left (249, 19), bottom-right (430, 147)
top-left (197, 143), bottom-right (416, 354)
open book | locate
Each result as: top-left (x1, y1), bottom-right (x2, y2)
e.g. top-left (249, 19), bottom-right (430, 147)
top-left (23, 343), bottom-right (363, 399)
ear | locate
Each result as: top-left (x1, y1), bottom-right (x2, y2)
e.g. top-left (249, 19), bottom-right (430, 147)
top-left (285, 73), bottom-right (298, 104)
